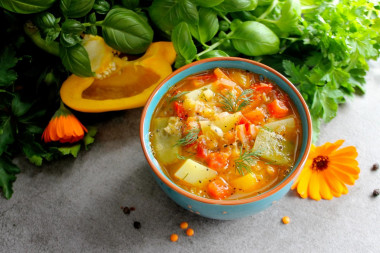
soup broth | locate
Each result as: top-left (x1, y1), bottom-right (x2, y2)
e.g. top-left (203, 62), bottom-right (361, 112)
top-left (150, 68), bottom-right (302, 200)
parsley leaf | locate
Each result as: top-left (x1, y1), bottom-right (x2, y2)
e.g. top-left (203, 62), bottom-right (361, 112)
top-left (0, 47), bottom-right (19, 87)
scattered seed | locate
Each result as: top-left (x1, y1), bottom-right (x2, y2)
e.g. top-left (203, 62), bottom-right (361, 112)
top-left (371, 163), bottom-right (379, 171)
top-left (186, 228), bottom-right (194, 237)
top-left (373, 189), bottom-right (380, 197)
top-left (133, 221), bottom-right (141, 229)
top-left (130, 207), bottom-right (136, 211)
top-left (180, 222), bottom-right (188, 229)
top-left (282, 216), bottom-right (290, 224)
top-left (122, 206), bottom-right (130, 215)
top-left (170, 233), bottom-right (179, 242)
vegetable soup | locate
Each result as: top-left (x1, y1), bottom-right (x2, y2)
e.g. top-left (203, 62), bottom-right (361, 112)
top-left (150, 68), bottom-right (302, 200)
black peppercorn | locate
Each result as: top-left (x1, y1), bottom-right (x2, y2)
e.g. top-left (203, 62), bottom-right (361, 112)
top-left (373, 189), bottom-right (380, 197)
top-left (133, 221), bottom-right (141, 229)
top-left (122, 206), bottom-right (130, 215)
top-left (371, 163), bottom-right (379, 171)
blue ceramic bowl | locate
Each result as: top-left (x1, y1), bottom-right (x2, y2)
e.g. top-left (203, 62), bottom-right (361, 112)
top-left (140, 57), bottom-right (312, 220)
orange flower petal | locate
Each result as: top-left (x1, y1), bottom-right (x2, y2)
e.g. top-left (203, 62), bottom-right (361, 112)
top-left (324, 170), bottom-right (343, 194)
top-left (329, 146), bottom-right (358, 159)
top-left (308, 172), bottom-right (321, 201)
top-left (332, 157), bottom-right (359, 166)
top-left (297, 167), bottom-right (312, 198)
top-left (317, 140), bottom-right (344, 156)
top-left (319, 173), bottom-right (333, 200)
top-left (329, 167), bottom-right (356, 185)
top-left (291, 160), bottom-right (312, 189)
top-left (328, 161), bottom-right (360, 175)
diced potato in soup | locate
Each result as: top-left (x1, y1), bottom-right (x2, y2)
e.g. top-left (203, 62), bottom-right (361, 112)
top-left (150, 68), bottom-right (302, 200)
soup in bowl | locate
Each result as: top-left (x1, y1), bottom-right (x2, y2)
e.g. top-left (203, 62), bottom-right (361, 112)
top-left (140, 58), bottom-right (312, 220)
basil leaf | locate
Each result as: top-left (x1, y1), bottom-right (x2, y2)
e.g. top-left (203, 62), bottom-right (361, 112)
top-left (171, 22), bottom-right (197, 65)
top-left (61, 19), bottom-right (85, 34)
top-left (149, 0), bottom-right (198, 35)
top-left (60, 0), bottom-right (95, 18)
top-left (86, 12), bottom-right (98, 35)
top-left (34, 12), bottom-right (61, 43)
top-left (60, 19), bottom-right (84, 46)
top-left (0, 0), bottom-right (56, 14)
top-left (93, 0), bottom-right (111, 15)
top-left (199, 50), bottom-right (229, 59)
top-left (102, 8), bottom-right (153, 54)
top-left (60, 33), bottom-right (82, 47)
top-left (59, 44), bottom-right (94, 77)
top-left (214, 0), bottom-right (258, 12)
top-left (192, 0), bottom-right (224, 7)
top-left (189, 8), bottom-right (219, 44)
top-left (230, 21), bottom-right (279, 56)
top-left (121, 0), bottom-right (139, 9)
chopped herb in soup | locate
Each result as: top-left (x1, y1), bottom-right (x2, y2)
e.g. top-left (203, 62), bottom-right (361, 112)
top-left (150, 68), bottom-right (302, 200)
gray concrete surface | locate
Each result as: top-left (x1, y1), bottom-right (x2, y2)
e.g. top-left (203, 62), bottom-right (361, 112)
top-left (1, 60), bottom-right (379, 253)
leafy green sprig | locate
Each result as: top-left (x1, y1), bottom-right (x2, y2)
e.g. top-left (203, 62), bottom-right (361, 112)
top-left (218, 88), bottom-right (254, 113)
top-left (175, 128), bottom-right (200, 147)
top-left (234, 149), bottom-right (261, 176)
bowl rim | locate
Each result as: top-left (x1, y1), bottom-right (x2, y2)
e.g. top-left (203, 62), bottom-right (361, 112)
top-left (140, 57), bottom-right (312, 206)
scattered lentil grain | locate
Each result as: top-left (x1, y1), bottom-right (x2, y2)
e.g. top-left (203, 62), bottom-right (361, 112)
top-left (180, 222), bottom-right (188, 229)
top-left (170, 234), bottom-right (179, 242)
top-left (373, 189), bottom-right (380, 197)
top-left (372, 163), bottom-right (379, 171)
top-left (282, 216), bottom-right (290, 224)
top-left (186, 228), bottom-right (194, 236)
top-left (133, 221), bottom-right (141, 229)
top-left (130, 207), bottom-right (136, 211)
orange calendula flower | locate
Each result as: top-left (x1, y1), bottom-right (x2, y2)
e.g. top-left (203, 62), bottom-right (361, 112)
top-left (42, 103), bottom-right (87, 143)
top-left (291, 140), bottom-right (360, 201)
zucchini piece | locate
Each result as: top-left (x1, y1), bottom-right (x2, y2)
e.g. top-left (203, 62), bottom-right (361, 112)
top-left (183, 84), bottom-right (214, 101)
top-left (264, 117), bottom-right (296, 135)
top-left (252, 128), bottom-right (294, 165)
top-left (151, 117), bottom-right (181, 165)
top-left (213, 112), bottom-right (242, 132)
top-left (174, 159), bottom-right (218, 187)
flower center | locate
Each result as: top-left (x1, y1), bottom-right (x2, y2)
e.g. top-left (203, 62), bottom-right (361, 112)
top-left (312, 155), bottom-right (329, 171)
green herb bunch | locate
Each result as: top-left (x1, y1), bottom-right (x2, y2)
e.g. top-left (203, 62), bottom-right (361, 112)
top-left (147, 0), bottom-right (380, 141)
top-left (1, 0), bottom-right (154, 77)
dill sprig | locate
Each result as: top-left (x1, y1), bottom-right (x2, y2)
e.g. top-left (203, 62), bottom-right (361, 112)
top-left (234, 149), bottom-right (261, 175)
top-left (175, 128), bottom-right (200, 146)
top-left (218, 89), bottom-right (254, 113)
top-left (169, 91), bottom-right (190, 102)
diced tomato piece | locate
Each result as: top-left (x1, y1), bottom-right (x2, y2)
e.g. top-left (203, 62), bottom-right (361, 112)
top-left (252, 83), bottom-right (273, 93)
top-left (247, 124), bottom-right (259, 139)
top-left (236, 124), bottom-right (249, 144)
top-left (196, 140), bottom-right (208, 159)
top-left (207, 152), bottom-right (229, 172)
top-left (267, 99), bottom-right (289, 118)
top-left (207, 177), bottom-right (233, 200)
top-left (243, 107), bottom-right (267, 125)
top-left (173, 101), bottom-right (187, 120)
top-left (238, 115), bottom-right (251, 131)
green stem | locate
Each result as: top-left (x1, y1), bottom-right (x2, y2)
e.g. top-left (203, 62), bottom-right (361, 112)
top-left (23, 21), bottom-right (59, 57)
top-left (196, 32), bottom-right (233, 58)
top-left (217, 12), bottom-right (231, 24)
top-left (82, 21), bottom-right (104, 27)
top-left (258, 0), bottom-right (278, 19)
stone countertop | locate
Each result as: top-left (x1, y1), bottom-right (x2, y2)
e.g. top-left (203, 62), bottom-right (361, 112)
top-left (1, 61), bottom-right (379, 253)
